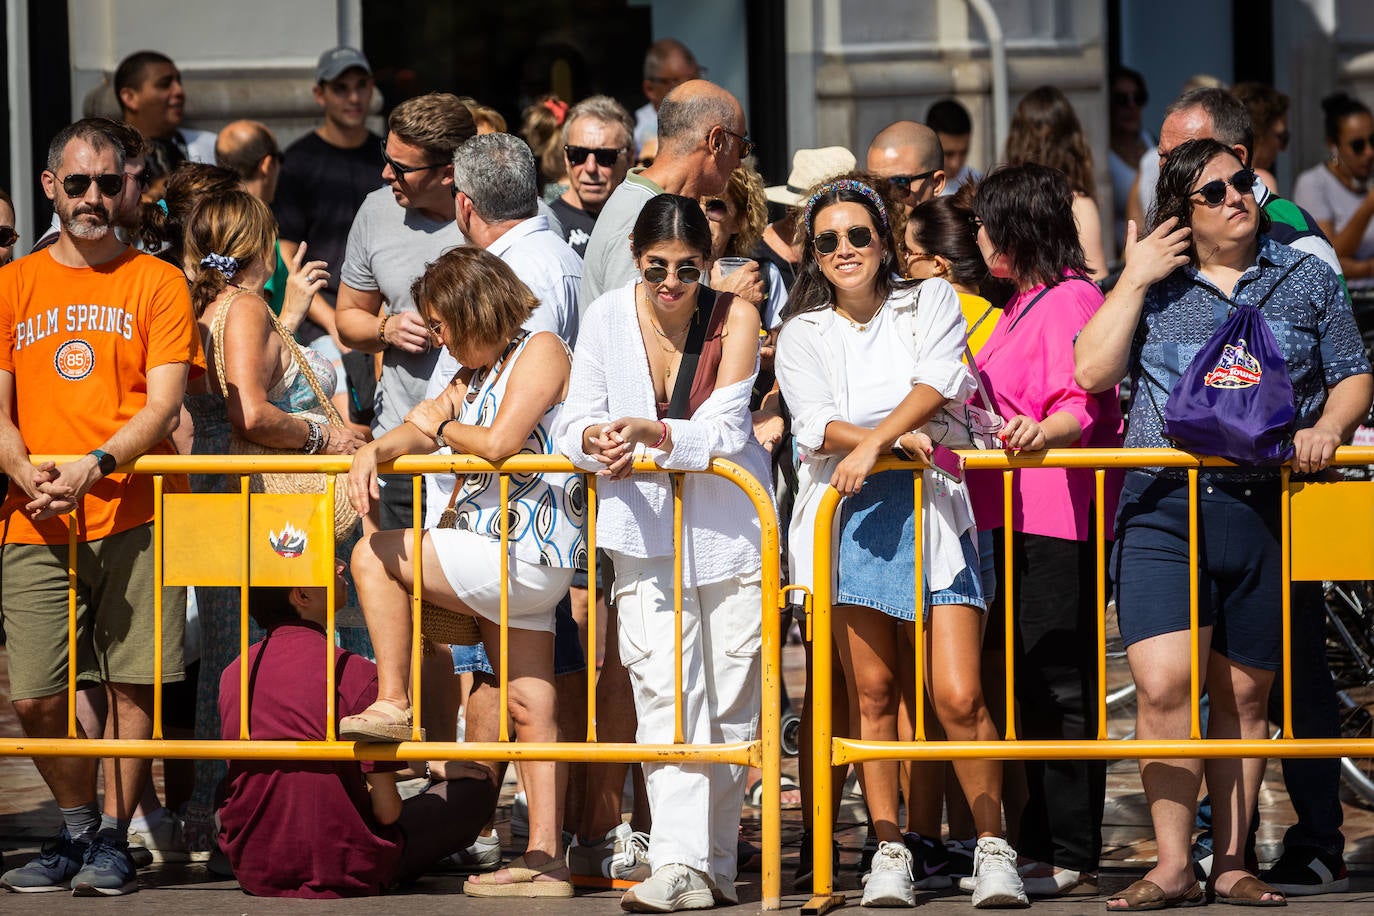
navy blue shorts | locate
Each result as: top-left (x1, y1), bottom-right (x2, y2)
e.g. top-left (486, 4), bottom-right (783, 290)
top-left (450, 591), bottom-right (586, 677)
top-left (1112, 471), bottom-right (1283, 671)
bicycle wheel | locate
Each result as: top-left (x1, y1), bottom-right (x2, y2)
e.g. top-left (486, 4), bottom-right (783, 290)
top-left (1338, 687), bottom-right (1374, 807)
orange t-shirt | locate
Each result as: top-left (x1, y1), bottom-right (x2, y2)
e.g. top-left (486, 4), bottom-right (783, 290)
top-left (0, 248), bottom-right (204, 545)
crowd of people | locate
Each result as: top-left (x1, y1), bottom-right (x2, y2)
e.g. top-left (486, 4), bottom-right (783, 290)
top-left (0, 35), bottom-right (1370, 914)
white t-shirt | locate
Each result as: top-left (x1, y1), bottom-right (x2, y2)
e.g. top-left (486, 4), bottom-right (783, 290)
top-left (837, 302), bottom-right (913, 429)
top-left (1293, 163), bottom-right (1374, 288)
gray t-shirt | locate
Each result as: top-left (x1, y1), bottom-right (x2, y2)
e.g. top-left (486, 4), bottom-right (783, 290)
top-left (579, 170), bottom-right (663, 309)
top-left (1293, 163), bottom-right (1374, 289)
top-left (340, 187), bottom-right (465, 434)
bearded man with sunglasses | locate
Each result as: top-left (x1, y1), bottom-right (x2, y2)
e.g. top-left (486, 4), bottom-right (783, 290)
top-left (0, 118), bottom-right (203, 896)
top-left (551, 95), bottom-right (635, 258)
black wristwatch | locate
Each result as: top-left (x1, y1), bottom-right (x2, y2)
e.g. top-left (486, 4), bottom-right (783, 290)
top-left (435, 418), bottom-right (457, 450)
top-left (89, 449), bottom-right (117, 477)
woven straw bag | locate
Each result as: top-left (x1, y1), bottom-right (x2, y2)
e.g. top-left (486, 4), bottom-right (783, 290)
top-left (209, 289), bottom-right (361, 542)
top-left (418, 481), bottom-right (481, 646)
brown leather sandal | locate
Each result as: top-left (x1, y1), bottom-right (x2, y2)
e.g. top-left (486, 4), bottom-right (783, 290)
top-left (1213, 875), bottom-right (1287, 907)
top-left (1105, 879), bottom-right (1206, 911)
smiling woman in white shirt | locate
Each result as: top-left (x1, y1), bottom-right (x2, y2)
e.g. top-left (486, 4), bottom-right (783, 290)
top-left (774, 176), bottom-right (1027, 909)
top-left (555, 194), bottom-right (771, 913)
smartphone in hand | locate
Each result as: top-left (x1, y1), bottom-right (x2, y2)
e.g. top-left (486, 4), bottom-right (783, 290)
top-left (927, 443), bottom-right (965, 483)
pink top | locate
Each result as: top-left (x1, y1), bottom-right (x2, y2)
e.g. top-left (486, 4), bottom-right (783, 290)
top-left (967, 276), bottom-right (1124, 541)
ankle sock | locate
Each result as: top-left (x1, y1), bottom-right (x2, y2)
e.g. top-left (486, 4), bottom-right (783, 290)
top-left (99, 813), bottom-right (131, 839)
top-left (129, 806), bottom-right (168, 833)
top-left (60, 802), bottom-right (101, 842)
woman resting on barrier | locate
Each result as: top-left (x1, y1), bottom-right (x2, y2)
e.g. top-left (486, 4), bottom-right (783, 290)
top-left (773, 175), bottom-right (1028, 909)
top-left (554, 193), bottom-right (772, 912)
top-left (964, 163), bottom-right (1124, 899)
top-left (342, 247), bottom-right (582, 898)
top-left (1075, 138), bottom-right (1372, 910)
top-left (182, 190), bottom-right (366, 844)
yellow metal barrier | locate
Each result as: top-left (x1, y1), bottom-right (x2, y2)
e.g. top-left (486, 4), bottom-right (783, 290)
top-left (0, 453), bottom-right (785, 910)
top-left (802, 446), bottom-right (1374, 915)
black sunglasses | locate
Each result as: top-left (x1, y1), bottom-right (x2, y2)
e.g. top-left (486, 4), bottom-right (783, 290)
top-left (1189, 168), bottom-right (1256, 206)
top-left (0, 227), bottom-right (17, 247)
top-left (642, 264), bottom-right (702, 285)
top-left (380, 140), bottom-right (445, 176)
top-left (1349, 135), bottom-right (1374, 156)
top-left (813, 225), bottom-right (874, 255)
top-left (637, 156), bottom-right (655, 168)
top-left (719, 127), bottom-right (755, 159)
top-left (888, 170), bottom-right (938, 192)
top-left (565, 145), bottom-right (624, 168)
top-left (60, 173), bottom-right (124, 198)
top-left (1112, 89), bottom-right (1148, 108)
top-left (703, 198), bottom-right (730, 221)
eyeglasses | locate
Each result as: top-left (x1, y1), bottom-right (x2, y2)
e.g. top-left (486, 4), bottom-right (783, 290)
top-left (703, 198), bottom-right (730, 221)
top-left (970, 215), bottom-right (985, 231)
top-left (1189, 168), bottom-right (1257, 206)
top-left (380, 140), bottom-right (446, 176)
top-left (888, 170), bottom-right (938, 192)
top-left (565, 145), bottom-right (625, 168)
top-left (127, 168), bottom-right (151, 191)
top-left (646, 67), bottom-right (706, 87)
top-left (1348, 135), bottom-right (1374, 156)
top-left (59, 173), bottom-right (124, 198)
top-left (426, 318), bottom-right (445, 336)
top-left (641, 264), bottom-right (703, 285)
top-left (717, 127), bottom-right (755, 159)
top-left (813, 225), bottom-right (874, 255)
top-left (0, 227), bottom-right (17, 247)
top-left (1111, 89), bottom-right (1148, 108)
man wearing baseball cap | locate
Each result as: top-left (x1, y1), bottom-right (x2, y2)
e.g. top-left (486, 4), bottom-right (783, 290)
top-left (273, 47), bottom-right (385, 429)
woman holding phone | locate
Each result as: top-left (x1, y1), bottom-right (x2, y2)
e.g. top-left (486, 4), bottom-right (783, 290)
top-left (775, 175), bottom-right (1026, 909)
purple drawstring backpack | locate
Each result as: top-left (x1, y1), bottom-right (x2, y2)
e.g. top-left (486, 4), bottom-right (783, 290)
top-left (1157, 259), bottom-right (1305, 465)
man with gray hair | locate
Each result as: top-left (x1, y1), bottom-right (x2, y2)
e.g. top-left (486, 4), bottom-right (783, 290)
top-left (550, 95), bottom-right (635, 257)
top-left (580, 79), bottom-right (755, 307)
top-left (635, 38), bottom-right (701, 155)
top-left (214, 120), bottom-right (284, 205)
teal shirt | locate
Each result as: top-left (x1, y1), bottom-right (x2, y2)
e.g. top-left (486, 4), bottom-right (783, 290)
top-left (261, 240), bottom-right (289, 316)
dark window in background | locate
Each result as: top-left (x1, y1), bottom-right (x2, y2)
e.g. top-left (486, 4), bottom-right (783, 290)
top-left (362, 0), bottom-right (652, 130)
top-left (24, 0), bottom-right (72, 231)
top-left (1231, 0), bottom-right (1273, 86)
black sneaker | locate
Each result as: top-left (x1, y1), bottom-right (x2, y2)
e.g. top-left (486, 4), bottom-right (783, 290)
top-left (903, 831), bottom-right (952, 890)
top-left (70, 831), bottom-right (138, 897)
top-left (1261, 845), bottom-right (1349, 897)
top-left (944, 839), bottom-right (976, 879)
top-left (0, 828), bottom-right (87, 893)
top-left (858, 829), bottom-right (878, 874)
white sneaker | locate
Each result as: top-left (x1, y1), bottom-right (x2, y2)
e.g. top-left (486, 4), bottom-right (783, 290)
top-left (620, 863), bottom-right (716, 912)
top-left (970, 837), bottom-right (1029, 909)
top-left (509, 790), bottom-right (529, 841)
top-left (861, 840), bottom-right (916, 907)
top-left (435, 829), bottom-right (502, 873)
top-left (127, 811), bottom-right (206, 864)
top-left (567, 822), bottom-right (651, 882)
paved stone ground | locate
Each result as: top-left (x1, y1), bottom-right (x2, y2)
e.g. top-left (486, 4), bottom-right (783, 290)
top-left (6, 636), bottom-right (1374, 912)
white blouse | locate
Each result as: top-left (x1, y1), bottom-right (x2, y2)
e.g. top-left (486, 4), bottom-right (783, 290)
top-left (553, 280), bottom-right (774, 587)
top-left (775, 278), bottom-right (977, 593)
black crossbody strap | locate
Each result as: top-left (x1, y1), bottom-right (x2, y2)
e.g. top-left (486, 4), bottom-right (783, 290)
top-left (666, 286), bottom-right (718, 419)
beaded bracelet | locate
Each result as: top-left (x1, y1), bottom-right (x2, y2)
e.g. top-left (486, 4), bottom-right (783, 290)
top-left (303, 418), bottom-right (325, 455)
top-left (650, 420), bottom-right (669, 449)
top-left (377, 313), bottom-right (390, 344)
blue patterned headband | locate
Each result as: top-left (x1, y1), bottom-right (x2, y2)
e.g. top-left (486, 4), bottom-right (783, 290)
top-left (802, 178), bottom-right (890, 238)
top-left (200, 252), bottom-right (239, 279)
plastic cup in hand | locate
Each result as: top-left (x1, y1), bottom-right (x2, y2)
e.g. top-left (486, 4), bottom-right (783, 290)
top-left (716, 257), bottom-right (754, 278)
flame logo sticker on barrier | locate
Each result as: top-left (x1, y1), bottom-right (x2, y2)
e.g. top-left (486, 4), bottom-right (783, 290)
top-left (1203, 338), bottom-right (1262, 389)
top-left (268, 523), bottom-right (308, 558)
top-left (54, 339), bottom-right (95, 381)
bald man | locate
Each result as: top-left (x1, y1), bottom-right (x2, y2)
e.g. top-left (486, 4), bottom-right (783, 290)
top-left (215, 120), bottom-right (283, 203)
top-left (866, 120), bottom-right (946, 213)
top-left (581, 78), bottom-right (755, 305)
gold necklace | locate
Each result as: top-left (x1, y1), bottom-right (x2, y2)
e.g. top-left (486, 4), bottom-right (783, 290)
top-left (834, 299), bottom-right (884, 332)
top-left (641, 290), bottom-right (689, 382)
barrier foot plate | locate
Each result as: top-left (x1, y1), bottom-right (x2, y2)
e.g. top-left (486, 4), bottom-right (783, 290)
top-left (571, 874), bottom-right (636, 890)
top-left (802, 892), bottom-right (846, 915)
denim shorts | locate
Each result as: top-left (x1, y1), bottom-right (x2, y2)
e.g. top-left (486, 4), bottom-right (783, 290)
top-left (836, 470), bottom-right (986, 621)
top-left (1112, 471), bottom-right (1283, 671)
top-left (450, 591), bottom-right (586, 677)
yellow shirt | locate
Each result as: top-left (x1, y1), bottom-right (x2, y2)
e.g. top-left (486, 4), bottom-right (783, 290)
top-left (959, 292), bottom-right (999, 358)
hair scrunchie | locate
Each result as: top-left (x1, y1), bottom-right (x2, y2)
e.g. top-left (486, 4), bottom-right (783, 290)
top-left (200, 252), bottom-right (239, 279)
top-left (802, 178), bottom-right (890, 239)
top-left (542, 98), bottom-right (569, 125)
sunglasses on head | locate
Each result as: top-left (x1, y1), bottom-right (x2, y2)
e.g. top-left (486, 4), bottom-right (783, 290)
top-left (1189, 168), bottom-right (1256, 206)
top-left (1348, 135), bottom-right (1374, 156)
top-left (380, 140), bottom-right (445, 176)
top-left (813, 225), bottom-right (874, 255)
top-left (642, 264), bottom-right (702, 285)
top-left (888, 170), bottom-right (938, 192)
top-left (59, 173), bottom-right (124, 198)
top-left (0, 227), bottom-right (17, 247)
top-left (703, 198), bottom-right (730, 221)
top-left (565, 145), bottom-right (624, 168)
top-left (1112, 89), bottom-right (1148, 108)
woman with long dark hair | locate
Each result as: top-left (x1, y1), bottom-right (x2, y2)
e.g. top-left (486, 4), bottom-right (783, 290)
top-left (555, 194), bottom-right (771, 912)
top-left (776, 175), bottom-right (1027, 909)
top-left (966, 162), bottom-right (1124, 898)
top-left (1079, 138), bottom-right (1371, 909)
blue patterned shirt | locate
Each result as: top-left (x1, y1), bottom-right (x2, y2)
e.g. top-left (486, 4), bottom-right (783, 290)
top-left (1126, 236), bottom-right (1370, 477)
